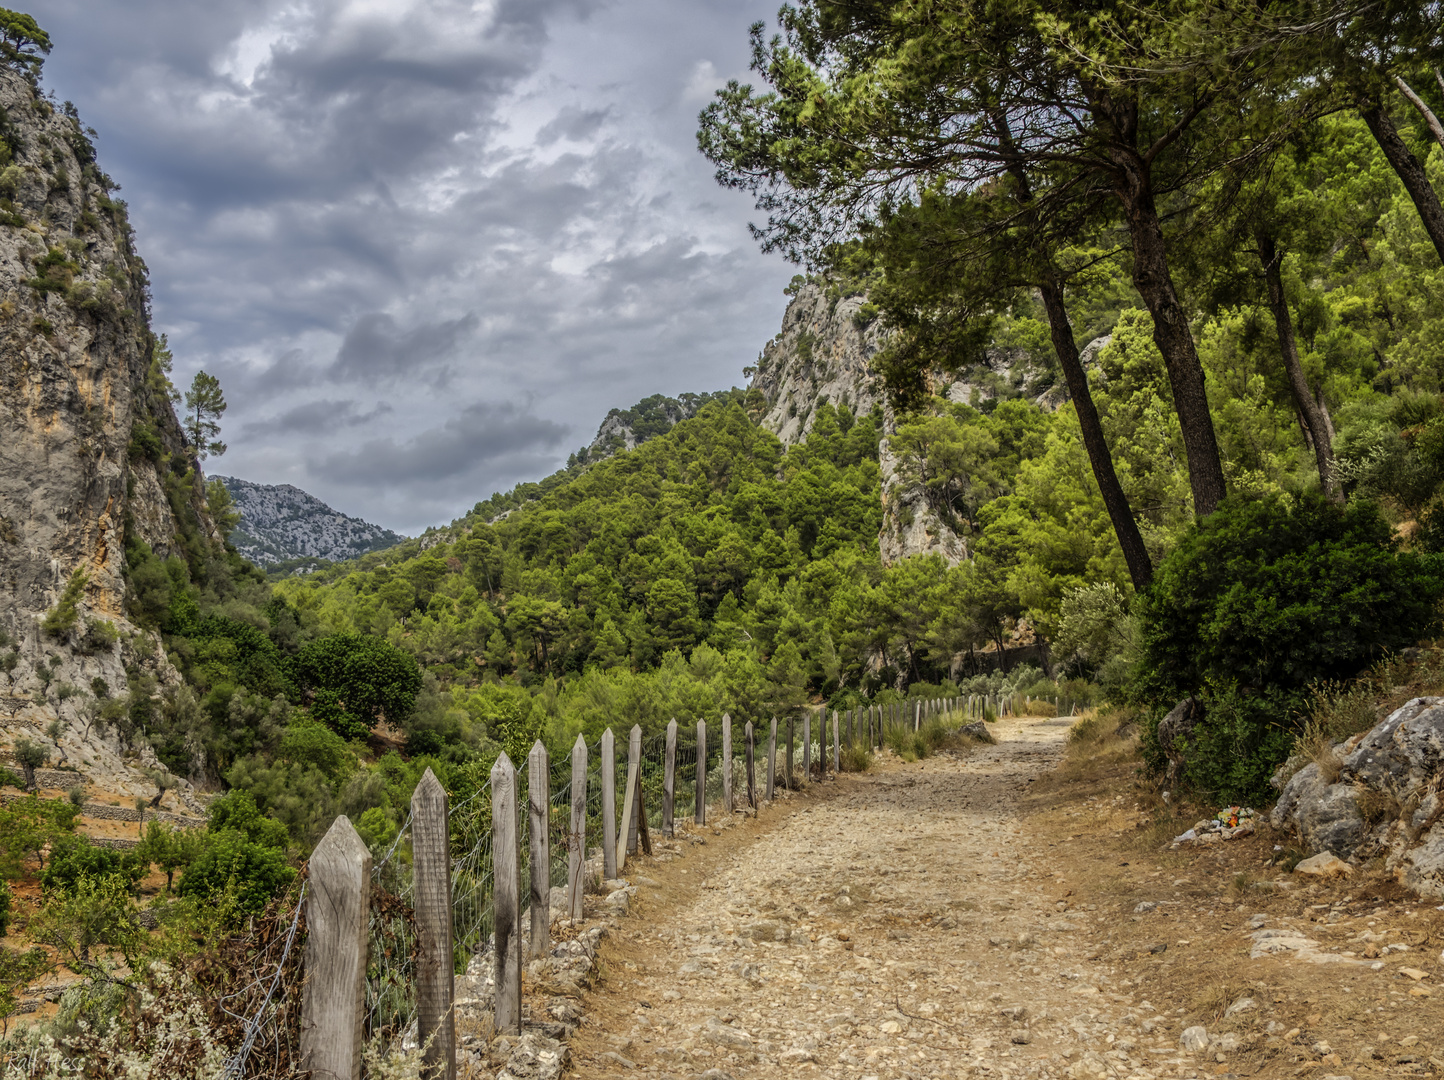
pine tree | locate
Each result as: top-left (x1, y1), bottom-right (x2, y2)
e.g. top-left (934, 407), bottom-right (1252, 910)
top-left (184, 371), bottom-right (227, 459)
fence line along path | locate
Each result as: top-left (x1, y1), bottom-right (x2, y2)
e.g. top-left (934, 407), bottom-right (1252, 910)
top-left (276, 697), bottom-right (972, 1076)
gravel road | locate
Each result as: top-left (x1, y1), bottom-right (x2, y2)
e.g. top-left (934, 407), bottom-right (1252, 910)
top-left (571, 716), bottom-right (1198, 1080)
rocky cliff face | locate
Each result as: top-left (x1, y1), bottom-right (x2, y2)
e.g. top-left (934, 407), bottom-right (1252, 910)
top-left (215, 476), bottom-right (403, 566)
top-left (749, 282), bottom-right (971, 565)
top-left (0, 63), bottom-right (211, 804)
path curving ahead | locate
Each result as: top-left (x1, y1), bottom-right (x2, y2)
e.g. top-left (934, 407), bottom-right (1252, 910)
top-left (570, 716), bottom-right (1188, 1080)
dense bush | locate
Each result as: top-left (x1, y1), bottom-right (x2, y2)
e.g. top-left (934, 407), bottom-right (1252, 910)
top-left (41, 836), bottom-right (147, 894)
top-left (178, 832), bottom-right (295, 915)
top-left (291, 633), bottom-right (421, 738)
top-left (1134, 493), bottom-right (1444, 801)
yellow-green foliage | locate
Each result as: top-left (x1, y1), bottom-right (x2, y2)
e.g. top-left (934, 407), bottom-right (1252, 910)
top-left (41, 568), bottom-right (87, 638)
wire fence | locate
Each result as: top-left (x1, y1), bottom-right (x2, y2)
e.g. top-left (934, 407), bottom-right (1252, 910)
top-left (215, 697), bottom-right (996, 1076)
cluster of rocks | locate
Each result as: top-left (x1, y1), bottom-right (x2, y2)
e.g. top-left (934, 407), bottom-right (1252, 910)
top-left (1272, 697), bottom-right (1444, 896)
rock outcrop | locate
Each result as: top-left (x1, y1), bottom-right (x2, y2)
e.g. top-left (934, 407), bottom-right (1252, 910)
top-left (215, 475), bottom-right (404, 566)
top-left (586, 392), bottom-right (731, 462)
top-left (749, 283), bottom-right (969, 565)
top-left (1272, 697), bottom-right (1444, 898)
top-left (750, 284), bottom-right (890, 446)
top-left (0, 62), bottom-right (213, 804)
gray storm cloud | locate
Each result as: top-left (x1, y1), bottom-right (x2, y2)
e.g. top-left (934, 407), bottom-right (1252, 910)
top-left (31, 0), bottom-right (792, 532)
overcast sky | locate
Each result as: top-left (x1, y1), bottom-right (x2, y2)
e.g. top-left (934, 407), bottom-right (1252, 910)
top-left (32, 0), bottom-right (793, 534)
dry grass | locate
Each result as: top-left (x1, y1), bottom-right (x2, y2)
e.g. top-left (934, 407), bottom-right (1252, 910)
top-left (840, 744), bottom-right (872, 772)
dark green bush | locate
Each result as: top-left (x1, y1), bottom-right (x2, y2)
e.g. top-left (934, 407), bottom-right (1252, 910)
top-left (205, 790), bottom-right (288, 850)
top-left (178, 830), bottom-right (295, 915)
top-left (291, 633), bottom-right (421, 738)
top-left (41, 835), bottom-right (146, 894)
top-left (1134, 493), bottom-right (1444, 802)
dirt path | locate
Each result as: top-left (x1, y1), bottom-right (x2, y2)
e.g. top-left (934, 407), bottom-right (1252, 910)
top-left (569, 716), bottom-right (1195, 1080)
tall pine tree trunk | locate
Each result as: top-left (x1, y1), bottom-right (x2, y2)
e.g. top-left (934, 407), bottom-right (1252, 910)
top-left (1037, 279), bottom-right (1154, 589)
top-left (1256, 231), bottom-right (1340, 501)
top-left (1084, 89), bottom-right (1227, 517)
top-left (1362, 101), bottom-right (1444, 265)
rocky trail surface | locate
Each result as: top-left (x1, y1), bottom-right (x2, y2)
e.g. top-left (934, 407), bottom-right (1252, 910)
top-left (564, 716), bottom-right (1444, 1080)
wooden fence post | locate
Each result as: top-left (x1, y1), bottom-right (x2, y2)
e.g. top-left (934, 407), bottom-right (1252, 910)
top-left (491, 752), bottom-right (522, 1037)
top-left (568, 735), bottom-right (586, 921)
top-left (833, 711), bottom-right (840, 773)
top-left (663, 719), bottom-right (677, 838)
top-left (413, 768), bottom-right (456, 1080)
top-left (300, 816), bottom-right (371, 1080)
top-left (786, 717), bottom-right (794, 790)
top-left (601, 728), bottom-right (617, 881)
top-left (745, 720), bottom-right (756, 810)
top-left (722, 713), bottom-right (733, 814)
top-left (802, 711), bottom-right (811, 785)
top-left (767, 718), bottom-right (777, 801)
top-left (617, 725), bottom-right (641, 871)
top-left (915, 700), bottom-right (921, 731)
top-left (527, 742), bottom-right (550, 961)
top-left (695, 720), bottom-right (707, 826)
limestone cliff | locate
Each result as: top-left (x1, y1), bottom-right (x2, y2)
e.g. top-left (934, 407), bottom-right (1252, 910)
top-left (0, 64), bottom-right (212, 808)
top-left (749, 282), bottom-right (971, 565)
top-left (215, 475), bottom-right (404, 567)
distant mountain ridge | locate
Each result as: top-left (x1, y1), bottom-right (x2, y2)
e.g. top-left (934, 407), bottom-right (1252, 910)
top-left (214, 476), bottom-right (405, 566)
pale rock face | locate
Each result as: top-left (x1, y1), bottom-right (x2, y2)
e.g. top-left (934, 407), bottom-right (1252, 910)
top-left (0, 63), bottom-right (210, 804)
top-left (215, 475), bottom-right (403, 566)
top-left (751, 284), bottom-right (890, 445)
top-left (749, 283), bottom-right (966, 565)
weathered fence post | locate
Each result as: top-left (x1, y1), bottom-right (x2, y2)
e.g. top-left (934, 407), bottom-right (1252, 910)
top-left (745, 720), bottom-right (756, 810)
top-left (568, 735), bottom-right (586, 921)
top-left (491, 752), bottom-right (522, 1037)
top-left (528, 742), bottom-right (550, 962)
top-left (802, 711), bottom-right (811, 785)
top-left (915, 700), bottom-right (921, 732)
top-left (663, 719), bottom-right (677, 838)
top-left (833, 710), bottom-right (840, 773)
top-left (413, 768), bottom-right (456, 1080)
top-left (695, 720), bottom-right (707, 826)
top-left (722, 713), bottom-right (733, 814)
top-left (601, 728), bottom-right (617, 880)
top-left (767, 717), bottom-right (777, 801)
top-left (618, 725), bottom-right (641, 870)
top-left (786, 717), bottom-right (794, 790)
top-left (300, 816), bottom-right (370, 1080)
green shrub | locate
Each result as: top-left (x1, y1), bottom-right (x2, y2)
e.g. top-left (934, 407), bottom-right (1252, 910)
top-left (178, 830), bottom-right (295, 915)
top-left (41, 569), bottom-right (87, 638)
top-left (205, 790), bottom-right (288, 850)
top-left (291, 634), bottom-right (421, 738)
top-left (1133, 493), bottom-right (1444, 802)
top-left (41, 836), bottom-right (146, 894)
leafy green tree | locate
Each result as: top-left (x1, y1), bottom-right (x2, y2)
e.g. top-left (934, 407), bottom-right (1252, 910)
top-left (28, 873), bottom-right (142, 972)
top-left (178, 831), bottom-right (296, 916)
top-left (183, 370), bottom-right (227, 459)
top-left (12, 737), bottom-right (47, 791)
top-left (41, 836), bottom-right (146, 894)
top-left (205, 477), bottom-right (241, 539)
top-left (204, 790), bottom-right (289, 850)
top-left (0, 9), bottom-right (50, 77)
top-left (291, 633), bottom-right (421, 738)
top-left (1134, 493), bottom-right (1444, 800)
